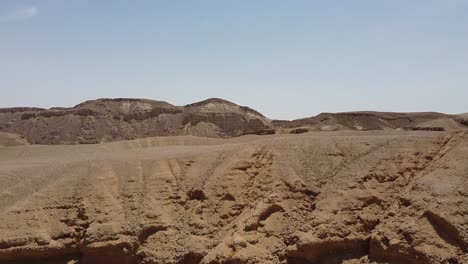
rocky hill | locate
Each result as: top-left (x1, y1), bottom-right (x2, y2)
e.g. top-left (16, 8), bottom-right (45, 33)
top-left (0, 98), bottom-right (270, 144)
top-left (274, 111), bottom-right (467, 132)
top-left (0, 98), bottom-right (466, 145)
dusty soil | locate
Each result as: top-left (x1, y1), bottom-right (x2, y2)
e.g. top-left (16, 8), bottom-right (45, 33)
top-left (0, 130), bottom-right (467, 263)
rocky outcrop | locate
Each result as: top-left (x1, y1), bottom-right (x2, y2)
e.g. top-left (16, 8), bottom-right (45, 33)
top-left (1, 99), bottom-right (466, 145)
top-left (0, 98), bottom-right (271, 144)
top-left (290, 128), bottom-right (308, 134)
top-left (275, 111), bottom-right (466, 132)
top-left (456, 117), bottom-right (468, 128)
top-left (404, 126), bottom-right (445, 131)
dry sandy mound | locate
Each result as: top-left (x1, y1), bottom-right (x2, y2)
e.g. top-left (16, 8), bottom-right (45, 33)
top-left (0, 131), bottom-right (466, 263)
top-left (415, 118), bottom-right (465, 131)
top-left (0, 132), bottom-right (29, 147)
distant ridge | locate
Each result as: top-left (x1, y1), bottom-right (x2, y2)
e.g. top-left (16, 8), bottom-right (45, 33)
top-left (0, 98), bottom-right (466, 145)
top-left (0, 98), bottom-right (270, 144)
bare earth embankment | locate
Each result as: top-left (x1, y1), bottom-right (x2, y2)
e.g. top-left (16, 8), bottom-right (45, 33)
top-left (0, 130), bottom-right (467, 264)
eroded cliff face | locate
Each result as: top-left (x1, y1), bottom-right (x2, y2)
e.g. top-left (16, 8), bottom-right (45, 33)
top-left (3, 98), bottom-right (467, 146)
top-left (0, 98), bottom-right (271, 144)
top-left (0, 131), bottom-right (466, 263)
top-left (274, 112), bottom-right (467, 132)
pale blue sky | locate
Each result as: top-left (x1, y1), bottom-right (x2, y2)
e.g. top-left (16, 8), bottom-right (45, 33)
top-left (0, 1), bottom-right (467, 119)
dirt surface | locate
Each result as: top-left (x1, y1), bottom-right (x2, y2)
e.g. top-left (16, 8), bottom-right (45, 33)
top-left (0, 130), bottom-right (467, 263)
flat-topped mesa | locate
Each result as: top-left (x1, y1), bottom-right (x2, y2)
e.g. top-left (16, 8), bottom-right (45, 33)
top-left (275, 111), bottom-right (465, 132)
top-left (0, 107), bottom-right (46, 113)
top-left (1, 98), bottom-right (466, 145)
top-left (0, 98), bottom-right (273, 145)
top-left (74, 97), bottom-right (178, 109)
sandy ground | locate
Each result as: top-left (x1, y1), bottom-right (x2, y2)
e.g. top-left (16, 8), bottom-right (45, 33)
top-left (0, 132), bottom-right (29, 147)
top-left (0, 131), bottom-right (467, 264)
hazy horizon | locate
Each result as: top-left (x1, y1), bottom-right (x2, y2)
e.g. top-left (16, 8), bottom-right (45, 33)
top-left (1, 1), bottom-right (467, 119)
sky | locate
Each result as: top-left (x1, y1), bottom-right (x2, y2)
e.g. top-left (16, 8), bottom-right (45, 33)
top-left (0, 1), bottom-right (467, 120)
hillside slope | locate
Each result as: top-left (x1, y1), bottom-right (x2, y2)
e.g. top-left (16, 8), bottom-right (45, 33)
top-left (1, 99), bottom-right (466, 145)
top-left (0, 98), bottom-right (270, 144)
top-left (0, 131), bottom-right (466, 263)
top-left (0, 132), bottom-right (29, 147)
top-left (274, 111), bottom-right (467, 132)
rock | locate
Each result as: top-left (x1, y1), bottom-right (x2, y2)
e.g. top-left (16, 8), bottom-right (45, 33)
top-left (0, 98), bottom-right (271, 144)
